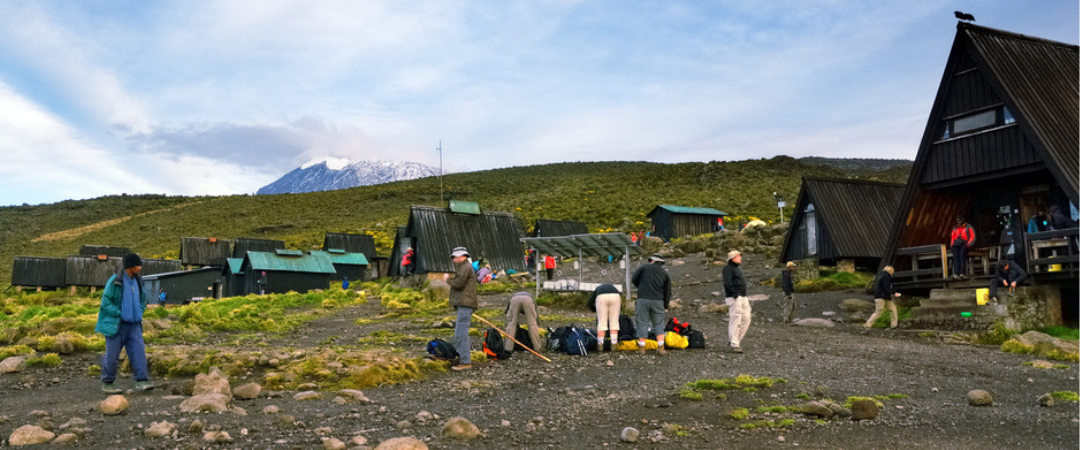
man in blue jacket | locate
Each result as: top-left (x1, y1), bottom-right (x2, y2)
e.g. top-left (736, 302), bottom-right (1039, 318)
top-left (95, 253), bottom-right (153, 393)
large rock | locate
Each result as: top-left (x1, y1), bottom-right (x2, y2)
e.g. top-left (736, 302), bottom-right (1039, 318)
top-left (1014, 331), bottom-right (1079, 355)
top-left (967, 390), bottom-right (993, 406)
top-left (232, 382), bottom-right (262, 400)
top-left (640, 236), bottom-right (664, 253)
top-left (9, 425), bottom-right (55, 446)
top-left (323, 437), bottom-right (346, 450)
top-left (792, 318), bottom-right (835, 328)
top-left (375, 436), bottom-right (429, 450)
top-left (621, 427), bottom-right (640, 443)
top-left (798, 401), bottom-right (834, 418)
top-left (1038, 393), bottom-right (1055, 407)
top-left (336, 389), bottom-right (370, 403)
top-left (51, 336), bottom-right (76, 354)
top-left (51, 433), bottom-right (79, 444)
top-left (294, 391), bottom-right (321, 401)
top-left (698, 303), bottom-right (728, 315)
top-left (841, 299), bottom-right (874, 313)
top-left (203, 431), bottom-right (233, 443)
top-left (0, 356), bottom-right (27, 374)
top-left (144, 421), bottom-right (176, 438)
top-left (193, 368), bottom-right (232, 401)
top-left (440, 416), bottom-right (483, 440)
top-left (99, 395), bottom-right (129, 415)
top-left (850, 399), bottom-right (879, 420)
top-left (179, 393), bottom-right (231, 413)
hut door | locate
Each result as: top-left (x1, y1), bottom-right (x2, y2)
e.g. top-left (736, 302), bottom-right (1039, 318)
top-left (805, 204), bottom-right (817, 255)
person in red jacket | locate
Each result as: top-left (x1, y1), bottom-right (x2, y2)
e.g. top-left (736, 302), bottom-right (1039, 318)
top-left (544, 255), bottom-right (556, 281)
top-left (401, 247), bottom-right (415, 276)
top-left (950, 216), bottom-right (976, 280)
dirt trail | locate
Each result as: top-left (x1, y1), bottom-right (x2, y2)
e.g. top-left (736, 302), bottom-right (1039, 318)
top-left (31, 201), bottom-right (203, 243)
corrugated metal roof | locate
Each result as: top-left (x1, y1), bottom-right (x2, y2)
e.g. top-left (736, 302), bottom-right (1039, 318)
top-left (244, 251), bottom-right (336, 274)
top-left (233, 238), bottom-right (285, 258)
top-left (322, 232), bottom-right (377, 257)
top-left (962, 23), bottom-right (1079, 202)
top-left (780, 178), bottom-right (905, 262)
top-left (407, 205), bottom-right (526, 273)
top-left (533, 219), bottom-right (589, 237)
top-left (309, 250), bottom-right (369, 266)
top-left (648, 204), bottom-right (728, 217)
top-left (521, 233), bottom-right (648, 259)
top-left (225, 258), bottom-right (244, 274)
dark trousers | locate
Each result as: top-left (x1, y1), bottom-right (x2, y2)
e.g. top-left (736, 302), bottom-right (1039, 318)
top-left (101, 321), bottom-right (149, 383)
top-left (951, 243), bottom-right (968, 276)
top-left (989, 277), bottom-right (1010, 300)
top-left (545, 268), bottom-right (554, 280)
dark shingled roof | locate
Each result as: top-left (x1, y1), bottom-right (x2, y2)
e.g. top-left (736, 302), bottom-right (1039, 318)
top-left (780, 178), bottom-right (905, 263)
top-left (322, 232), bottom-right (377, 258)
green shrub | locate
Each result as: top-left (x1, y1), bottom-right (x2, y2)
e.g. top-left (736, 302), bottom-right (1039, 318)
top-left (977, 323), bottom-right (1019, 345)
top-left (26, 353), bottom-right (62, 367)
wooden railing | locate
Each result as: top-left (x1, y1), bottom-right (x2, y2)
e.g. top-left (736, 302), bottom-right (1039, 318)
top-left (1025, 228), bottom-right (1079, 275)
top-left (892, 244), bottom-right (948, 284)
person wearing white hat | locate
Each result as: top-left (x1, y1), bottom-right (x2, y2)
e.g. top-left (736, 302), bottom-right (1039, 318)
top-left (444, 246), bottom-right (477, 370)
top-left (723, 250), bottom-right (750, 353)
top-left (631, 254), bottom-right (672, 354)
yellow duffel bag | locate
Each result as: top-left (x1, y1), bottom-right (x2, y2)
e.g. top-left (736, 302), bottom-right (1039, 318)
top-left (617, 339), bottom-right (659, 351)
top-left (664, 331), bottom-right (689, 349)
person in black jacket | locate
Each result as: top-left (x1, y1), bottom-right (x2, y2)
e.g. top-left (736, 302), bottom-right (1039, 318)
top-left (723, 250), bottom-right (750, 353)
top-left (865, 266), bottom-right (901, 329)
top-left (988, 259), bottom-right (1026, 304)
top-left (781, 261), bottom-right (797, 323)
top-left (631, 254), bottom-right (672, 354)
top-left (588, 283), bottom-right (623, 352)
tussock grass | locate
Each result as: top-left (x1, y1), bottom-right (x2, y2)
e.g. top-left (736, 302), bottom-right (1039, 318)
top-left (25, 353), bottom-right (62, 367)
top-left (1050, 391), bottom-right (1079, 402)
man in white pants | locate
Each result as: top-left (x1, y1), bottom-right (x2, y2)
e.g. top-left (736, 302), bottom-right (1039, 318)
top-left (723, 250), bottom-right (750, 353)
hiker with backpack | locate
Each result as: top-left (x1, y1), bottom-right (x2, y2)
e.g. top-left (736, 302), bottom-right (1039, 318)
top-left (503, 291), bottom-right (542, 353)
top-left (444, 246), bottom-right (478, 371)
top-left (631, 254), bottom-right (672, 354)
top-left (588, 283), bottom-right (622, 352)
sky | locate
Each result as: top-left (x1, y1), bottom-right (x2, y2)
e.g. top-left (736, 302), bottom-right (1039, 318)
top-left (0, 1), bottom-right (1076, 206)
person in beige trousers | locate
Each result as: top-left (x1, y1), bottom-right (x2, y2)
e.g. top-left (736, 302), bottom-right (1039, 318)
top-left (865, 266), bottom-right (901, 329)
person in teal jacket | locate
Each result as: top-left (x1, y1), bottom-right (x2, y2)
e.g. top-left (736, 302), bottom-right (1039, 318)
top-left (95, 253), bottom-right (154, 393)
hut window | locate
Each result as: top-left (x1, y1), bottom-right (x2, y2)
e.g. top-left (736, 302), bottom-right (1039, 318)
top-left (940, 105), bottom-right (1014, 140)
top-left (1003, 106), bottom-right (1015, 124)
top-left (952, 109), bottom-right (996, 134)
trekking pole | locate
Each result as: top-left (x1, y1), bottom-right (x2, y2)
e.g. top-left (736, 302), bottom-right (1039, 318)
top-left (471, 314), bottom-right (552, 363)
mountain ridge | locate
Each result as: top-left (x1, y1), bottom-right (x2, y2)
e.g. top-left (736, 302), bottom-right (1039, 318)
top-left (257, 159), bottom-right (440, 195)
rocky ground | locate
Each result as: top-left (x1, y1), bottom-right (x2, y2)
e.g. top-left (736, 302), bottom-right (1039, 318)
top-left (0, 253), bottom-right (1077, 449)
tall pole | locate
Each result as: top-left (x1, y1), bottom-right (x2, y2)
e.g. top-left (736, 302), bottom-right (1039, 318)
top-left (438, 141), bottom-right (444, 204)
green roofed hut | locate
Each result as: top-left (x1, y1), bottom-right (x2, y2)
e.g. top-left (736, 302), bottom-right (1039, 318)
top-left (221, 258), bottom-right (246, 298)
top-left (647, 204), bottom-right (728, 242)
top-left (240, 249), bottom-right (335, 295)
top-left (309, 249), bottom-right (369, 281)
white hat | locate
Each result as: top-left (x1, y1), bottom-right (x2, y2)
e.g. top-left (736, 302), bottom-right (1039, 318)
top-left (450, 246), bottom-right (469, 258)
top-left (648, 254), bottom-right (665, 264)
top-left (728, 250), bottom-right (742, 260)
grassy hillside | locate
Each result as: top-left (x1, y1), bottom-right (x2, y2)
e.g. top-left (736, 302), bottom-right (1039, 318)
top-left (0, 157), bottom-right (910, 285)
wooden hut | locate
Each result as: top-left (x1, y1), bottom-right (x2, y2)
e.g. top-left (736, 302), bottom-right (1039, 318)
top-left (779, 178), bottom-right (905, 269)
top-left (532, 219), bottom-right (589, 237)
top-left (180, 237), bottom-right (232, 267)
top-left (323, 232), bottom-right (377, 257)
top-left (239, 250), bottom-right (335, 295)
top-left (64, 255), bottom-right (122, 287)
top-left (309, 250), bottom-right (369, 281)
top-left (141, 267), bottom-right (222, 304)
top-left (388, 226), bottom-right (410, 277)
top-left (879, 23), bottom-right (1078, 316)
top-left (10, 256), bottom-right (66, 289)
top-left (221, 258), bottom-right (246, 298)
top-left (141, 258), bottom-right (183, 276)
top-left (78, 245), bottom-right (131, 258)
top-left (232, 238), bottom-right (285, 258)
top-left (646, 205), bottom-right (728, 241)
top-left (392, 204), bottom-right (526, 275)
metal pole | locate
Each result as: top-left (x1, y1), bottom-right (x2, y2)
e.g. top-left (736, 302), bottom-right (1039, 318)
top-left (438, 140), bottom-right (444, 204)
top-left (578, 249), bottom-right (583, 288)
top-left (624, 245), bottom-right (631, 307)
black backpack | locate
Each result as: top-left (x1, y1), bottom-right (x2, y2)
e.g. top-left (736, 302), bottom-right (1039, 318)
top-left (482, 328), bottom-right (512, 360)
top-left (426, 338), bottom-right (459, 360)
top-left (563, 325), bottom-right (588, 356)
top-left (688, 330), bottom-right (706, 349)
top-left (617, 314), bottom-right (636, 342)
top-left (513, 326), bottom-right (534, 351)
top-left (547, 326), bottom-right (572, 352)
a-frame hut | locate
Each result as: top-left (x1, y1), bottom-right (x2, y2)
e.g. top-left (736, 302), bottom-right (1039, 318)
top-left (779, 178), bottom-right (905, 269)
top-left (232, 238), bottom-right (285, 258)
top-left (880, 23), bottom-right (1077, 323)
top-left (388, 226), bottom-right (410, 277)
top-left (221, 258), bottom-right (246, 298)
top-left (646, 205), bottom-right (727, 242)
top-left (180, 237), bottom-right (232, 267)
top-left (532, 219), bottom-right (588, 237)
top-left (393, 203), bottom-right (527, 275)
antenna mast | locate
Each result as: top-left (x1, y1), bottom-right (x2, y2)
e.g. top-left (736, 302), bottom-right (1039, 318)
top-left (437, 140), bottom-right (444, 204)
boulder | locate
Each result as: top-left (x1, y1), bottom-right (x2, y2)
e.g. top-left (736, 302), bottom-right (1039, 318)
top-left (203, 431), bottom-right (233, 443)
top-left (792, 318), bottom-right (835, 328)
top-left (179, 393), bottom-right (231, 413)
top-left (144, 421), bottom-right (176, 438)
top-left (336, 389), bottom-right (370, 403)
top-left (294, 391), bottom-right (321, 401)
top-left (440, 416), bottom-right (483, 440)
top-left (323, 437), bottom-right (346, 450)
top-left (819, 400), bottom-right (850, 418)
top-left (424, 280), bottom-right (451, 301)
top-left (375, 436), bottom-right (429, 450)
top-left (51, 433), bottom-right (79, 444)
top-left (193, 368), bottom-right (232, 401)
top-left (51, 336), bottom-right (76, 354)
top-left (698, 303), bottom-right (728, 315)
top-left (99, 395), bottom-right (129, 415)
top-left (967, 390), bottom-right (993, 406)
top-left (621, 427), bottom-right (640, 443)
top-left (798, 401), bottom-right (834, 418)
top-left (8, 425), bottom-right (55, 446)
top-left (262, 405), bottom-right (281, 414)
top-left (1014, 331), bottom-right (1079, 355)
top-left (232, 382), bottom-right (262, 400)
top-left (850, 399), bottom-right (879, 420)
top-left (0, 356), bottom-right (27, 374)
top-left (349, 435), bottom-right (369, 446)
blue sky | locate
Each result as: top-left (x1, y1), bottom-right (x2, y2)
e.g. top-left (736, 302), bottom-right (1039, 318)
top-left (0, 1), bottom-right (1076, 206)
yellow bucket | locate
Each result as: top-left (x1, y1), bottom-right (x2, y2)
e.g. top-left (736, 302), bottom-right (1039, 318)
top-left (1048, 264), bottom-right (1062, 272)
top-left (976, 288), bottom-right (989, 306)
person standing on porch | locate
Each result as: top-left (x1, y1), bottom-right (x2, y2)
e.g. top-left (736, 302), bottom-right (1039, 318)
top-left (950, 216), bottom-right (976, 279)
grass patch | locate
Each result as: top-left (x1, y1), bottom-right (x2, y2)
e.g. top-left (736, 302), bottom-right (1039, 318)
top-left (729, 408), bottom-right (749, 420)
top-left (873, 393), bottom-right (909, 401)
top-left (0, 344), bottom-right (35, 359)
top-left (795, 393), bottom-right (811, 400)
top-left (686, 375), bottom-right (785, 392)
top-left (678, 390), bottom-right (703, 401)
top-left (976, 323), bottom-right (1019, 345)
top-left (1050, 391), bottom-right (1079, 402)
top-left (843, 396), bottom-right (885, 408)
top-left (1002, 339), bottom-right (1080, 362)
top-left (25, 353), bottom-right (62, 367)
top-left (867, 306), bottom-right (912, 328)
top-left (535, 292), bottom-right (588, 309)
top-left (357, 330), bottom-right (427, 346)
top-left (756, 406), bottom-right (788, 414)
top-left (1036, 326), bottom-right (1079, 341)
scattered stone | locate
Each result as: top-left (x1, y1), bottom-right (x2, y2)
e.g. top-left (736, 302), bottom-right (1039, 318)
top-left (188, 419), bottom-right (204, 433)
top-left (59, 418), bottom-right (86, 430)
top-left (605, 360), bottom-right (615, 367)
top-left (792, 318), bottom-right (835, 328)
top-left (193, 368), bottom-right (232, 401)
top-left (315, 427), bottom-right (334, 435)
top-left (323, 437), bottom-right (347, 450)
top-left (203, 431), bottom-right (233, 443)
top-left (0, 356), bottom-right (27, 374)
top-left (415, 411), bottom-right (433, 422)
top-left (395, 420), bottom-right (412, 430)
top-left (1029, 360), bottom-right (1055, 369)
top-left (232, 382), bottom-right (262, 400)
top-left (698, 303), bottom-right (728, 314)
top-left (798, 401), bottom-right (834, 418)
top-left (440, 416), bottom-right (483, 440)
top-left (777, 435), bottom-right (786, 443)
top-left (337, 389), bottom-right (370, 403)
top-left (145, 421), bottom-right (176, 438)
top-left (851, 399), bottom-right (879, 420)
top-left (820, 400), bottom-right (851, 418)
top-left (262, 405), bottom-right (281, 414)
top-left (621, 427), bottom-right (640, 443)
top-left (277, 414), bottom-right (297, 428)
top-left (230, 406), bottom-right (248, 416)
top-left (51, 433), bottom-right (78, 444)
top-left (179, 393), bottom-right (231, 413)
top-left (171, 380), bottom-right (196, 396)
top-left (349, 435), bottom-right (369, 446)
top-left (99, 394), bottom-right (129, 415)
top-left (294, 391), bottom-right (321, 401)
top-left (8, 425), bottom-right (55, 446)
top-left (1039, 393), bottom-right (1055, 407)
top-left (374, 436), bottom-right (428, 450)
top-left (501, 419), bottom-right (511, 427)
top-left (967, 390), bottom-right (993, 406)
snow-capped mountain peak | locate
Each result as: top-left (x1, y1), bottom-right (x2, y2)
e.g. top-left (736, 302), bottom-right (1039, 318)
top-left (257, 159), bottom-right (440, 195)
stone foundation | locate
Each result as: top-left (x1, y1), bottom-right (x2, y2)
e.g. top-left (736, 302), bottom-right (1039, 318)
top-left (1003, 286), bottom-right (1063, 330)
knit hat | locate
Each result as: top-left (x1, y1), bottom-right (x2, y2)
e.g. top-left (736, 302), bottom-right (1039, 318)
top-left (450, 246), bottom-right (470, 258)
top-left (727, 250), bottom-right (741, 261)
top-left (648, 254), bottom-right (665, 264)
top-left (123, 253), bottom-right (142, 269)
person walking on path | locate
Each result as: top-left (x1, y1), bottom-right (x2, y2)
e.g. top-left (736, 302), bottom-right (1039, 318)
top-left (96, 253), bottom-right (154, 393)
top-left (781, 261), bottom-right (797, 323)
top-left (503, 291), bottom-right (542, 353)
top-left (588, 283), bottom-right (622, 352)
top-left (988, 259), bottom-right (1026, 305)
top-left (950, 216), bottom-right (976, 279)
top-left (723, 250), bottom-right (751, 353)
top-left (544, 255), bottom-right (556, 281)
top-left (631, 254), bottom-right (671, 354)
top-left (865, 266), bottom-right (902, 329)
top-left (444, 247), bottom-right (478, 371)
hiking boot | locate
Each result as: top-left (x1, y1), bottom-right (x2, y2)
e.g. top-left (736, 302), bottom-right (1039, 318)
top-left (101, 383), bottom-right (122, 394)
top-left (637, 346), bottom-right (646, 355)
top-left (451, 364), bottom-right (472, 371)
top-left (135, 381), bottom-right (155, 391)
top-left (732, 346), bottom-right (743, 354)
top-left (602, 341), bottom-right (611, 352)
top-left (656, 346), bottom-right (667, 355)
